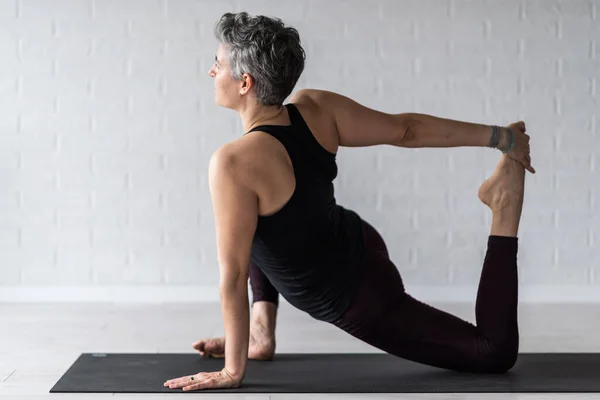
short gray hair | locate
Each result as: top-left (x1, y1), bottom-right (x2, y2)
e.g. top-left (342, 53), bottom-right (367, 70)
top-left (213, 12), bottom-right (306, 106)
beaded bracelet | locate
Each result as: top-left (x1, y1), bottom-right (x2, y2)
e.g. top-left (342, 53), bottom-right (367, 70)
top-left (500, 127), bottom-right (515, 154)
top-left (488, 125), bottom-right (515, 154)
top-left (487, 125), bottom-right (501, 148)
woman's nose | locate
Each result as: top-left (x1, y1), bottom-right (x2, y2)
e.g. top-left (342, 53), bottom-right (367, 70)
top-left (208, 66), bottom-right (216, 77)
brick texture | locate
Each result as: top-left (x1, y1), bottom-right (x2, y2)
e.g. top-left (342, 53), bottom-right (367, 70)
top-left (0, 0), bottom-right (597, 298)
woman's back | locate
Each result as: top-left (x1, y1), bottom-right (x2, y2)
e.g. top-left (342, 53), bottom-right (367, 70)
top-left (239, 93), bottom-right (365, 323)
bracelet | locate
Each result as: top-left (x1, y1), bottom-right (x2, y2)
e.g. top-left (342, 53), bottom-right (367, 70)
top-left (488, 125), bottom-right (515, 153)
top-left (487, 125), bottom-right (501, 148)
top-left (499, 127), bottom-right (515, 154)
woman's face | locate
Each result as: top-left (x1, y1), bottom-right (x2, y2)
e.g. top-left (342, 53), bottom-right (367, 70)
top-left (208, 44), bottom-right (240, 109)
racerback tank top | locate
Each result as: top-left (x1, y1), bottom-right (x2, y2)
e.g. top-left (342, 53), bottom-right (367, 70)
top-left (244, 103), bottom-right (365, 323)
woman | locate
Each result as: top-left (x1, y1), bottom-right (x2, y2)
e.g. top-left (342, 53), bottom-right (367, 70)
top-left (164, 12), bottom-right (535, 392)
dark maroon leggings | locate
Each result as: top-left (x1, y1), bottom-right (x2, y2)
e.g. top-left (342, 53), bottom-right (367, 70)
top-left (250, 219), bottom-right (519, 373)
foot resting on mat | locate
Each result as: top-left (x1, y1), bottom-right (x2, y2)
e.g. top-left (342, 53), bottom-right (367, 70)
top-left (193, 322), bottom-right (275, 361)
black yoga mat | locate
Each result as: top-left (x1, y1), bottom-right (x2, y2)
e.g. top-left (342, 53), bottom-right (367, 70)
top-left (50, 352), bottom-right (600, 393)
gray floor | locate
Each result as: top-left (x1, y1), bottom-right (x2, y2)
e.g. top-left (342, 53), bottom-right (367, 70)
top-left (2, 302), bottom-right (600, 399)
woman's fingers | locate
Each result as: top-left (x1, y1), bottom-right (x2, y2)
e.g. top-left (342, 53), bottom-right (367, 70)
top-left (524, 155), bottom-right (535, 174)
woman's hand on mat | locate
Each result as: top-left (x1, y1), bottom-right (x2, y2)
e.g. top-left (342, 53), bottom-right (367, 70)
top-left (503, 121), bottom-right (535, 174)
top-left (163, 367), bottom-right (242, 391)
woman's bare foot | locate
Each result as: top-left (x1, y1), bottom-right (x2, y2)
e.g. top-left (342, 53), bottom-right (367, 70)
top-left (478, 155), bottom-right (525, 211)
top-left (193, 324), bottom-right (275, 361)
top-left (249, 323), bottom-right (276, 360)
top-left (478, 155), bottom-right (526, 236)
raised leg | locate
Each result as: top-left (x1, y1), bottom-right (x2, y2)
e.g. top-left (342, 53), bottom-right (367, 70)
top-left (331, 155), bottom-right (525, 373)
top-left (475, 154), bottom-right (525, 351)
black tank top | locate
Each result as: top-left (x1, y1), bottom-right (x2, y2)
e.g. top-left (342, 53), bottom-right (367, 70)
top-left (245, 103), bottom-right (365, 323)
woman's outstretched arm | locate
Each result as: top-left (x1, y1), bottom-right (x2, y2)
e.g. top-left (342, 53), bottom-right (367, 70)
top-left (399, 114), bottom-right (534, 173)
top-left (399, 113), bottom-right (500, 149)
top-left (295, 89), bottom-right (534, 173)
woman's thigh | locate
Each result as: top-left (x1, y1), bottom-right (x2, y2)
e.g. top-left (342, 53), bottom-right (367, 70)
top-left (330, 220), bottom-right (513, 372)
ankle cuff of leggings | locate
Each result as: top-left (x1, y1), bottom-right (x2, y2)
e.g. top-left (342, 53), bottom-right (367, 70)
top-left (488, 235), bottom-right (518, 249)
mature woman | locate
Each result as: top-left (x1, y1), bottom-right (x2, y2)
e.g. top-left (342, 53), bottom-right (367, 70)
top-left (164, 12), bottom-right (534, 392)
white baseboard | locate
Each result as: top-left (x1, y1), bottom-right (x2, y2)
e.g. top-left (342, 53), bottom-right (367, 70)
top-left (1, 285), bottom-right (600, 304)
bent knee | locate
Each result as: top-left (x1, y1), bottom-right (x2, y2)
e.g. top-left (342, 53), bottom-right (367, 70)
top-left (481, 341), bottom-right (519, 373)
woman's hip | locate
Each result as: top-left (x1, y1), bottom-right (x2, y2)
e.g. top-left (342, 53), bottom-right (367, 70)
top-left (331, 218), bottom-right (407, 329)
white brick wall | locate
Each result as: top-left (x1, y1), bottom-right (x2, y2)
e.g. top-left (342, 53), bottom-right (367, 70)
top-left (1, 0), bottom-right (598, 304)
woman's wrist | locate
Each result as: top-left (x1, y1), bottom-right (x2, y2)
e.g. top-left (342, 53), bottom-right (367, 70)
top-left (222, 367), bottom-right (244, 383)
top-left (498, 127), bottom-right (516, 153)
top-left (488, 126), bottom-right (512, 152)
top-left (497, 127), bottom-right (509, 149)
